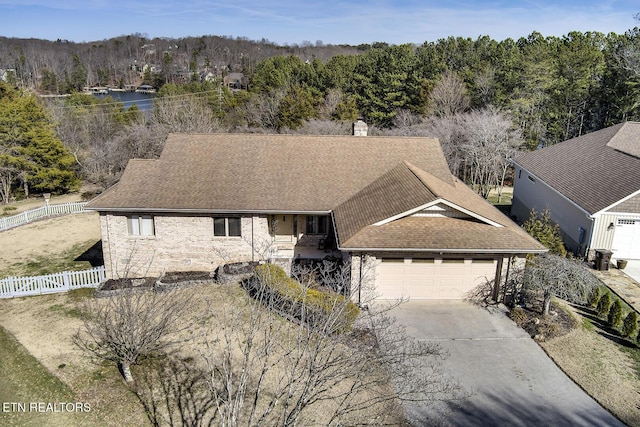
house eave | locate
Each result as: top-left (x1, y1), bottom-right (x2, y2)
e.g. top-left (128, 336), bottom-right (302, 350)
top-left (85, 207), bottom-right (333, 215)
top-left (590, 188), bottom-right (640, 218)
top-left (338, 246), bottom-right (548, 255)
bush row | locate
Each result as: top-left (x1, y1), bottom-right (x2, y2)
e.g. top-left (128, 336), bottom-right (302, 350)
top-left (250, 263), bottom-right (360, 333)
top-left (590, 287), bottom-right (639, 341)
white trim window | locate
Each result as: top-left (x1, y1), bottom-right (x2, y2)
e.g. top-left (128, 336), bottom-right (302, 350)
top-left (127, 215), bottom-right (155, 236)
top-left (214, 217), bottom-right (242, 237)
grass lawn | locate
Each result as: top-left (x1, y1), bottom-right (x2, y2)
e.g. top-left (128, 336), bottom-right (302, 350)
top-left (0, 324), bottom-right (80, 427)
top-left (519, 298), bottom-right (640, 426)
top-left (0, 240), bottom-right (99, 279)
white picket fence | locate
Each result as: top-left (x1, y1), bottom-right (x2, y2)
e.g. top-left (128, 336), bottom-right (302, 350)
top-left (0, 202), bottom-right (88, 232)
top-left (0, 266), bottom-right (105, 298)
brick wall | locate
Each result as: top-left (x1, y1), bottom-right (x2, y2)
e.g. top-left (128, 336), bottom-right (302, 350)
top-left (100, 213), bottom-right (271, 278)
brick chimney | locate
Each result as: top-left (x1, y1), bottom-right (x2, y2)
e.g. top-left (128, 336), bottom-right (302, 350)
top-left (352, 118), bottom-right (368, 136)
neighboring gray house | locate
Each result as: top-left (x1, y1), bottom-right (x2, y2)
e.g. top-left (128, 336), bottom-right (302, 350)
top-left (86, 126), bottom-right (544, 301)
top-left (511, 121), bottom-right (640, 260)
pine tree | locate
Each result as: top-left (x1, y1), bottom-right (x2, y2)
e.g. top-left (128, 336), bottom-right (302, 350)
top-left (523, 209), bottom-right (567, 257)
top-left (0, 82), bottom-right (79, 202)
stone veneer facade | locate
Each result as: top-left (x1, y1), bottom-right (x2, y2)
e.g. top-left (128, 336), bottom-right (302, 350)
top-left (99, 213), bottom-right (272, 278)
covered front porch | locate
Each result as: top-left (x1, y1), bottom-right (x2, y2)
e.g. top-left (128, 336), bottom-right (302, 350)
top-left (267, 213), bottom-right (340, 262)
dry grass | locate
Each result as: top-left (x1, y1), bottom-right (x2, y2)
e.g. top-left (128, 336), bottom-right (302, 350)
top-left (0, 282), bottom-right (409, 426)
top-left (514, 298), bottom-right (640, 426)
top-left (0, 291), bottom-right (149, 426)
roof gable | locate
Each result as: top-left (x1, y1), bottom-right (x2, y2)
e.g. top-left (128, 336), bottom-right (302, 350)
top-left (512, 122), bottom-right (640, 214)
top-left (334, 161), bottom-right (543, 253)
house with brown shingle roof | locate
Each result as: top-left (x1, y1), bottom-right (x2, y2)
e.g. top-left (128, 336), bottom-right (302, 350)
top-left (86, 124), bottom-right (545, 301)
top-left (511, 121), bottom-right (640, 261)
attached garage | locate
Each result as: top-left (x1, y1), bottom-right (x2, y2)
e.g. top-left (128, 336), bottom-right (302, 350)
top-left (611, 218), bottom-right (640, 260)
top-left (375, 257), bottom-right (498, 300)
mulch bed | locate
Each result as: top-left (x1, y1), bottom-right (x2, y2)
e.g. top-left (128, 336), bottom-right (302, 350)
top-left (509, 300), bottom-right (579, 341)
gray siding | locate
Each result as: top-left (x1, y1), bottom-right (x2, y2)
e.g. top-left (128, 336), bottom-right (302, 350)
top-left (511, 165), bottom-right (594, 256)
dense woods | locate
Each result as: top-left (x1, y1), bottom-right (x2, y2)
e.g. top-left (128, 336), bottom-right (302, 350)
top-left (1, 23), bottom-right (639, 200)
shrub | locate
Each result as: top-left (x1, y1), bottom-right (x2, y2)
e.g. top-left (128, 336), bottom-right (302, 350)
top-left (253, 263), bottom-right (360, 332)
top-left (509, 307), bottom-right (528, 327)
top-left (587, 287), bottom-right (602, 308)
top-left (622, 311), bottom-right (639, 338)
top-left (596, 293), bottom-right (612, 318)
top-left (2, 205), bottom-right (17, 214)
top-left (607, 299), bottom-right (623, 330)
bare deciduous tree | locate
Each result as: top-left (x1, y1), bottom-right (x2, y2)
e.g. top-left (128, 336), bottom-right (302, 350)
top-left (515, 254), bottom-right (600, 315)
top-left (128, 262), bottom-right (458, 426)
top-left (74, 289), bottom-right (193, 383)
top-left (427, 70), bottom-right (470, 117)
top-left (458, 107), bottom-right (524, 199)
top-left (152, 95), bottom-right (222, 134)
top-left (198, 263), bottom-right (455, 425)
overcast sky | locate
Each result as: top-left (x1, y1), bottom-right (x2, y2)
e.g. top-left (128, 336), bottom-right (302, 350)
top-left (1, 0), bottom-right (638, 45)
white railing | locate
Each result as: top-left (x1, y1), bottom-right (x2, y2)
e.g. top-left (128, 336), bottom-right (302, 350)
top-left (0, 266), bottom-right (105, 298)
top-left (0, 202), bottom-right (88, 232)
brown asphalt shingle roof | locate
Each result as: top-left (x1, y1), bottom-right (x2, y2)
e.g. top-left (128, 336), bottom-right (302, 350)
top-left (86, 133), bottom-right (453, 212)
top-left (512, 122), bottom-right (640, 214)
top-left (334, 161), bottom-right (545, 253)
top-left (87, 132), bottom-right (545, 254)
top-left (339, 216), bottom-right (546, 252)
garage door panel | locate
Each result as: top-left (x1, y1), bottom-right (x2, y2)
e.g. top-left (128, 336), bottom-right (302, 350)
top-left (612, 218), bottom-right (640, 260)
top-left (376, 258), bottom-right (496, 300)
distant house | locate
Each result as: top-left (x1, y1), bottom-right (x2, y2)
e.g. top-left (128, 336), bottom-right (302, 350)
top-left (0, 68), bottom-right (16, 83)
top-left (86, 122), bottom-right (544, 301)
top-left (511, 121), bottom-right (640, 260)
top-left (224, 73), bottom-right (248, 92)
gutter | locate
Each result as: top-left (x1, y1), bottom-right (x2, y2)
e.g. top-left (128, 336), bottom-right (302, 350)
top-left (337, 246), bottom-right (548, 255)
top-left (85, 207), bottom-right (333, 215)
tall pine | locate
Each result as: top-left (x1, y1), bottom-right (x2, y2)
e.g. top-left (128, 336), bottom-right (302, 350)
top-left (0, 82), bottom-right (79, 202)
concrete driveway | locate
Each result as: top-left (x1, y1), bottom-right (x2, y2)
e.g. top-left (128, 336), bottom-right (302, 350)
top-left (389, 300), bottom-right (625, 427)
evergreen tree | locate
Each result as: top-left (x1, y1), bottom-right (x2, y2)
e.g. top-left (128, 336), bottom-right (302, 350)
top-left (607, 299), bottom-right (623, 330)
top-left (0, 82), bottom-right (79, 202)
top-left (523, 209), bottom-right (567, 257)
top-left (596, 293), bottom-right (612, 318)
top-left (622, 311), bottom-right (638, 338)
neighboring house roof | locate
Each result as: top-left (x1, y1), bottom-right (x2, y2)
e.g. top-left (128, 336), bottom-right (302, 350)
top-left (86, 133), bottom-right (454, 213)
top-left (87, 132), bottom-right (545, 254)
top-left (512, 122), bottom-right (640, 215)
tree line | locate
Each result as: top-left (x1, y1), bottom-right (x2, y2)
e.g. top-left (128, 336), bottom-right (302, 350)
top-left (1, 22), bottom-right (640, 202)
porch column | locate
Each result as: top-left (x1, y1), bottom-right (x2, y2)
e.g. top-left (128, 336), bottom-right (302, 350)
top-left (492, 257), bottom-right (504, 301)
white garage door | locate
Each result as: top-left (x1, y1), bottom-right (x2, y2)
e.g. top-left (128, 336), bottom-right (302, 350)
top-left (611, 218), bottom-right (640, 260)
top-left (375, 258), bottom-right (497, 300)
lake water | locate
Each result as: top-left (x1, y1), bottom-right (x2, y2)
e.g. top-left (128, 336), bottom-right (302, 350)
top-left (93, 91), bottom-right (155, 111)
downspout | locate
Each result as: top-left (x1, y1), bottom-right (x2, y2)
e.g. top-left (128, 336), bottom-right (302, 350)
top-left (358, 253), bottom-right (363, 305)
top-left (251, 216), bottom-right (255, 261)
